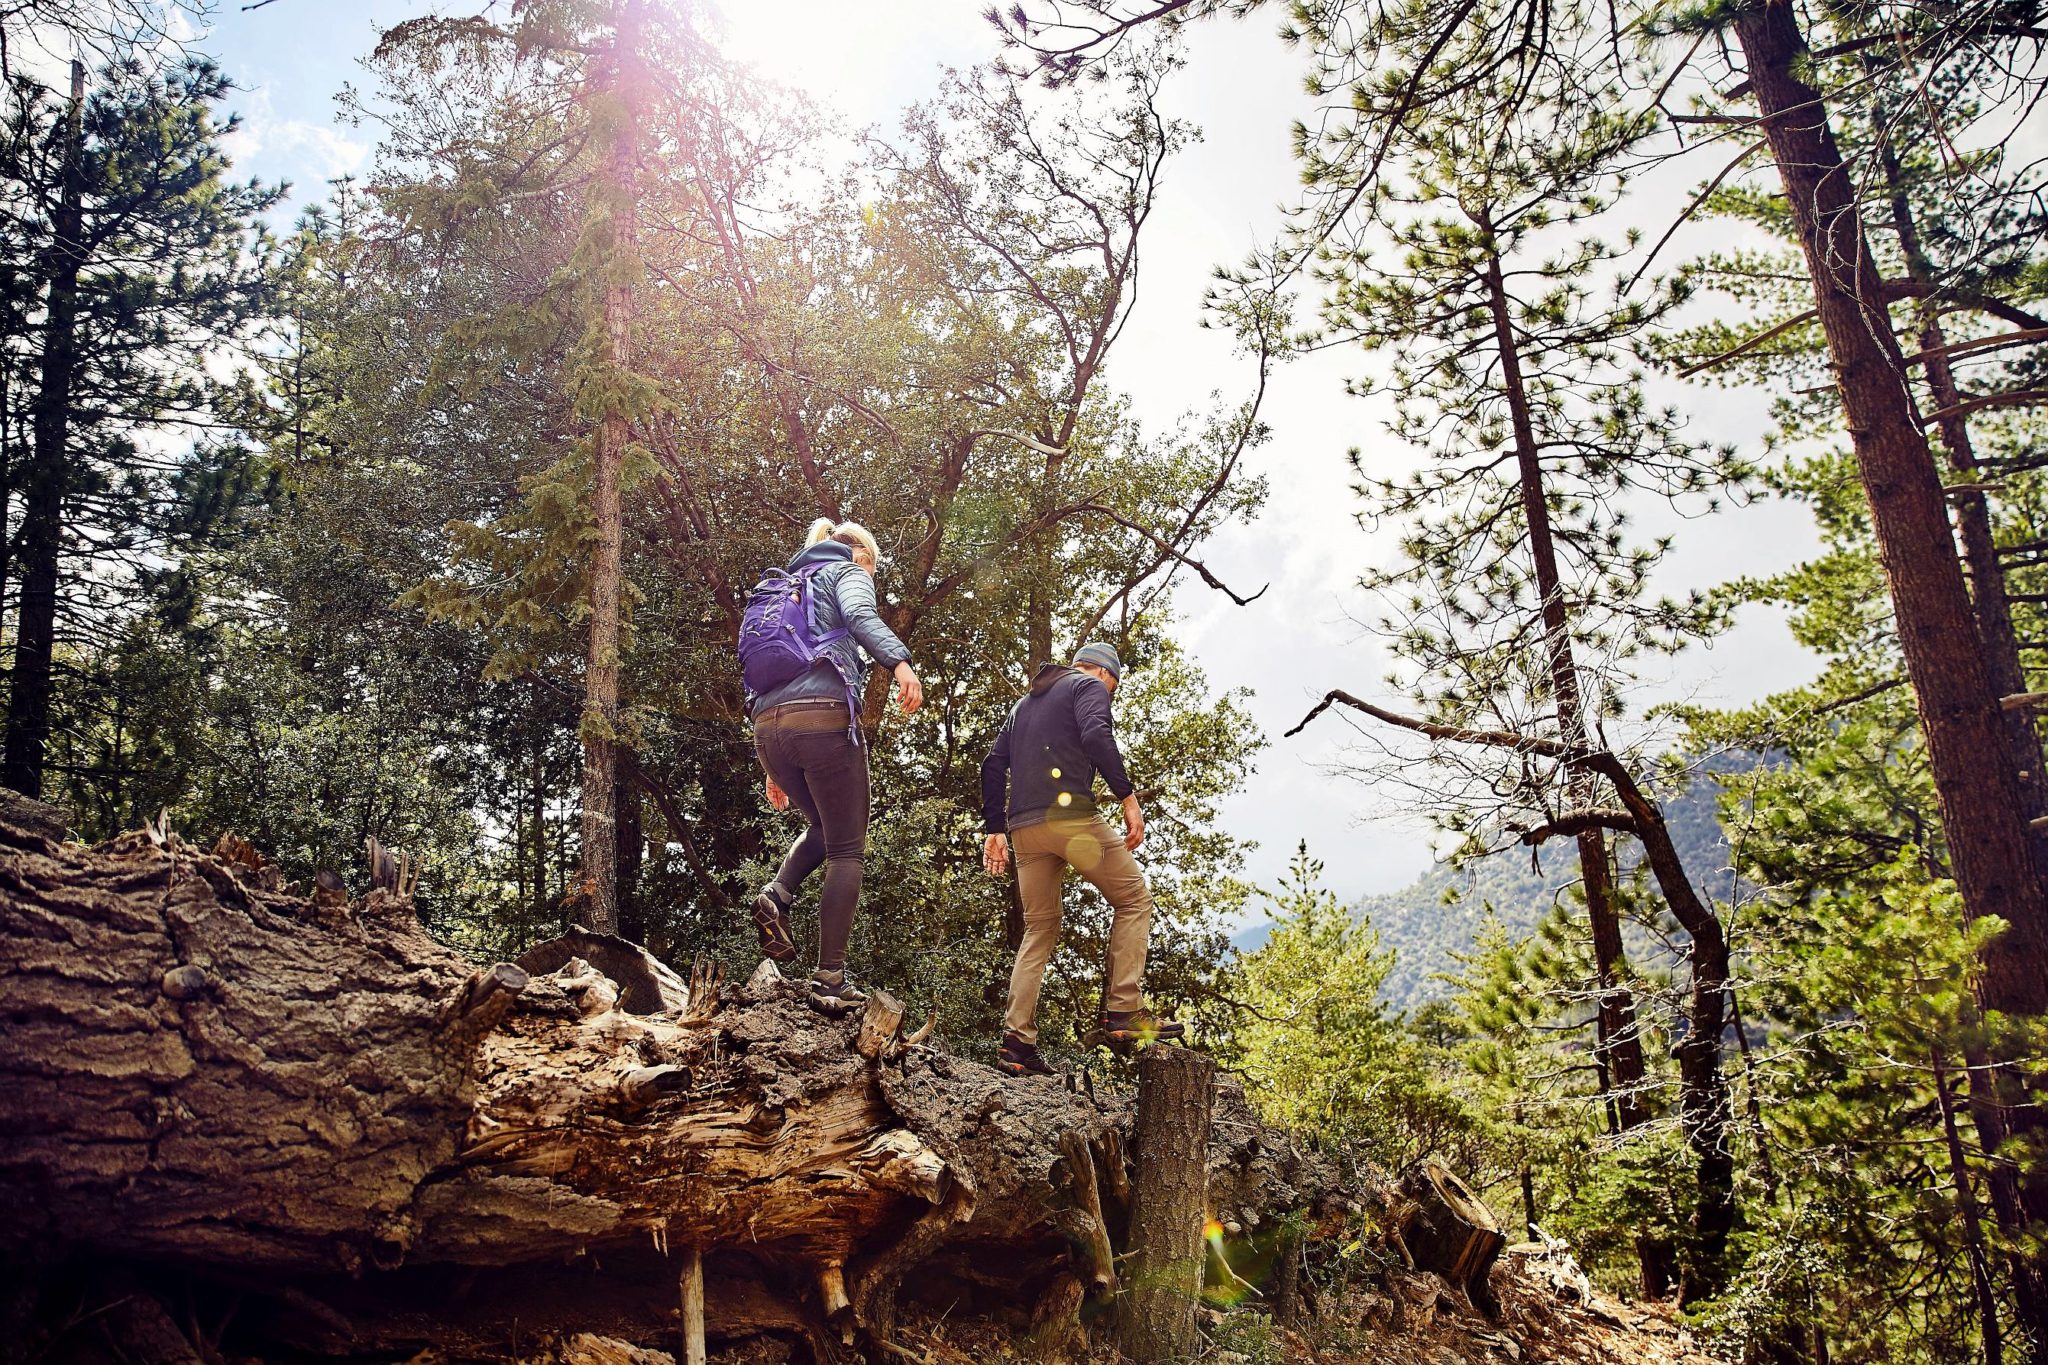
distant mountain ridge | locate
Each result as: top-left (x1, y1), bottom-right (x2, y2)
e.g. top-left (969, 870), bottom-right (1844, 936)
top-left (1231, 762), bottom-right (1747, 1012)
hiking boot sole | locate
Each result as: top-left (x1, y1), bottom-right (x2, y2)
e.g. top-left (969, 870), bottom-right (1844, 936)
top-left (997, 1058), bottom-right (1055, 1077)
top-left (752, 896), bottom-right (798, 963)
top-left (1102, 1028), bottom-right (1187, 1055)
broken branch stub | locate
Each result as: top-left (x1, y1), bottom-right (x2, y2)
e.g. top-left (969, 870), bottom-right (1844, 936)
top-left (855, 989), bottom-right (908, 1059)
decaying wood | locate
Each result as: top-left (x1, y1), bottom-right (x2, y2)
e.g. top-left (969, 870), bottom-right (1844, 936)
top-left (0, 810), bottom-right (1334, 1360)
top-left (680, 1246), bottom-right (706, 1365)
top-left (1404, 1158), bottom-right (1507, 1317)
top-left (855, 989), bottom-right (908, 1060)
top-left (1058, 1128), bottom-right (1118, 1298)
top-left (0, 806), bottom-right (1698, 1364)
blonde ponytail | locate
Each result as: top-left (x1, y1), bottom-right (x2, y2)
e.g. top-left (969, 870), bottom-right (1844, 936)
top-left (803, 518), bottom-right (883, 566)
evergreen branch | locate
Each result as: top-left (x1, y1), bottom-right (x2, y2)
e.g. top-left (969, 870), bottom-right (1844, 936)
top-left (1920, 388), bottom-right (2048, 425)
top-left (1675, 305), bottom-right (1818, 378)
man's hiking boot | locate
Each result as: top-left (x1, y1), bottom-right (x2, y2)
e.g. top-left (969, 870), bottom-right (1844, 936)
top-left (751, 885), bottom-right (797, 963)
top-left (997, 1030), bottom-right (1055, 1077)
top-left (1101, 1007), bottom-right (1186, 1053)
top-left (807, 968), bottom-right (869, 1015)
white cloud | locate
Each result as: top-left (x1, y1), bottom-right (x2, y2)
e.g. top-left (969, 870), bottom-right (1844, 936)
top-left (222, 85), bottom-right (369, 186)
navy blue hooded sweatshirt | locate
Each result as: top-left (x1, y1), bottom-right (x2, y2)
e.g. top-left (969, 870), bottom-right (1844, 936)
top-left (981, 664), bottom-right (1135, 834)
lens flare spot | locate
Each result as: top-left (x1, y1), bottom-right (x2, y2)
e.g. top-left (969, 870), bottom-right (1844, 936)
top-left (1204, 1219), bottom-right (1224, 1241)
top-left (1057, 791), bottom-right (1072, 807)
top-left (1067, 835), bottom-right (1102, 870)
top-left (1050, 767), bottom-right (1061, 779)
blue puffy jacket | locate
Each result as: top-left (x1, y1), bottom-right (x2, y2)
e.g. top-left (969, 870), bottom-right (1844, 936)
top-left (750, 539), bottom-right (911, 714)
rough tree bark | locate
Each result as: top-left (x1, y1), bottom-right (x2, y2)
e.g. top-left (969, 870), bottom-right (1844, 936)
top-left (1871, 134), bottom-right (2048, 864)
top-left (1730, 0), bottom-right (2048, 1015)
top-left (576, 0), bottom-right (648, 938)
top-left (1118, 1045), bottom-right (1215, 1363)
top-left (0, 809), bottom-right (1342, 1361)
top-left (1730, 0), bottom-right (2048, 1329)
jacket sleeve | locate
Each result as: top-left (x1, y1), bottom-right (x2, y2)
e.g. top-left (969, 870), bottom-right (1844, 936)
top-left (1073, 679), bottom-right (1134, 801)
top-left (980, 714), bottom-right (1014, 834)
top-left (829, 564), bottom-right (911, 669)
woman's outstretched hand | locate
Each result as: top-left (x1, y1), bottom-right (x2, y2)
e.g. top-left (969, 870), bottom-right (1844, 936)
top-left (765, 776), bottom-right (790, 812)
top-left (894, 661), bottom-right (924, 716)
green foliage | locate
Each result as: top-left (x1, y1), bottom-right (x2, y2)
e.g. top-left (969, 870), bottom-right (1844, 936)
top-left (0, 52), bottom-right (286, 807)
top-left (1214, 844), bottom-right (1475, 1175)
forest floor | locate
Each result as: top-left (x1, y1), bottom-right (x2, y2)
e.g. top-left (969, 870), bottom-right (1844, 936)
top-left (496, 1261), bottom-right (1714, 1364)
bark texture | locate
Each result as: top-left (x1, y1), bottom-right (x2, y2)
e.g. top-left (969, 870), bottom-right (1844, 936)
top-left (0, 809), bottom-right (1339, 1360)
top-left (1118, 1045), bottom-right (1215, 1363)
top-left (1732, 0), bottom-right (2048, 1011)
top-left (1732, 0), bottom-right (2048, 1316)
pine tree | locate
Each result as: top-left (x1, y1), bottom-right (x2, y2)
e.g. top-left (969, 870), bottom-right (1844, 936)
top-left (1296, 4), bottom-right (1747, 1299)
top-left (0, 54), bottom-right (281, 798)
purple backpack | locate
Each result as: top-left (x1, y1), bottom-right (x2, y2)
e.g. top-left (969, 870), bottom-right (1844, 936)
top-left (738, 563), bottom-right (850, 701)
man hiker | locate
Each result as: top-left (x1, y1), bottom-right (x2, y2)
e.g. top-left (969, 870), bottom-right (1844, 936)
top-left (980, 642), bottom-right (1184, 1076)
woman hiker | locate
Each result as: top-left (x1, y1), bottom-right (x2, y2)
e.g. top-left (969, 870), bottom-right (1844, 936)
top-left (742, 518), bottom-right (923, 1013)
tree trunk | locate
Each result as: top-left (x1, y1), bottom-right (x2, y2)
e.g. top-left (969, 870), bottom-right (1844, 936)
top-left (3, 60), bottom-right (87, 800)
top-left (1578, 752), bottom-right (1735, 1302)
top-left (576, 0), bottom-right (647, 937)
top-left (0, 809), bottom-right (1344, 1361)
top-left (1481, 248), bottom-right (1651, 1134)
top-left (530, 679), bottom-right (550, 923)
top-left (1732, 0), bottom-right (2048, 1297)
top-left (1931, 1042), bottom-right (2004, 1365)
top-left (1875, 132), bottom-right (2048, 1333)
top-left (1872, 133), bottom-right (2048, 869)
top-left (616, 755), bottom-right (643, 944)
top-left (1118, 1045), bottom-right (1215, 1363)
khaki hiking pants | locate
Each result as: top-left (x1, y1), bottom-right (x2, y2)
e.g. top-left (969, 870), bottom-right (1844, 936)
top-left (1006, 815), bottom-right (1154, 1044)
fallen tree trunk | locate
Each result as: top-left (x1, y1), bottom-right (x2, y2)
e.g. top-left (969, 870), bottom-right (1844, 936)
top-left (0, 810), bottom-right (1334, 1359)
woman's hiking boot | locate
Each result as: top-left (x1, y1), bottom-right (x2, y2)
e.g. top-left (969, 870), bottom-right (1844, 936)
top-left (1101, 1007), bottom-right (1185, 1054)
top-left (997, 1030), bottom-right (1055, 1077)
top-left (807, 968), bottom-right (869, 1015)
top-left (751, 884), bottom-right (797, 963)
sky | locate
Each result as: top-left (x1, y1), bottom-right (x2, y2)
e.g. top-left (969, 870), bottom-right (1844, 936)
top-left (143, 0), bottom-right (1823, 916)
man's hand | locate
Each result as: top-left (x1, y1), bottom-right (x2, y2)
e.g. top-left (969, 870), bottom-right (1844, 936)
top-left (894, 661), bottom-right (925, 716)
top-left (983, 833), bottom-right (1010, 876)
top-left (765, 776), bottom-right (790, 812)
top-left (1120, 794), bottom-right (1145, 852)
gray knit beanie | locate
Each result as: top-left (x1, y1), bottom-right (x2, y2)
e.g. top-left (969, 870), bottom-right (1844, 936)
top-left (1072, 642), bottom-right (1123, 681)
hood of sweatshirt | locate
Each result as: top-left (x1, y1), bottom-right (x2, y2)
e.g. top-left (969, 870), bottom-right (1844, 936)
top-left (1028, 663), bottom-right (1073, 697)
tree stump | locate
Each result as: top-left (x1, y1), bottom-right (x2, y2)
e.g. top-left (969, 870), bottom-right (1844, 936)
top-left (1400, 1158), bottom-right (1506, 1316)
top-left (1271, 1224), bottom-right (1303, 1329)
top-left (1118, 1045), bottom-right (1215, 1363)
